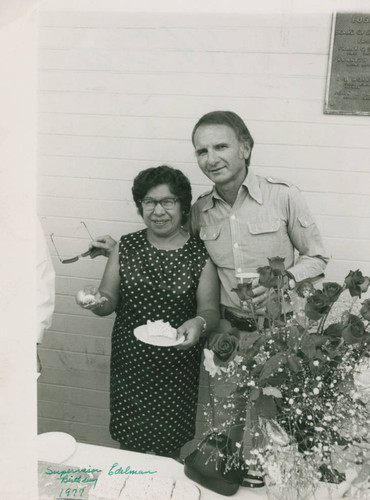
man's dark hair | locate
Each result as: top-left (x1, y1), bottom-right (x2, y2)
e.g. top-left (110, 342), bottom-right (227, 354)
top-left (191, 111), bottom-right (254, 167)
top-left (132, 165), bottom-right (192, 225)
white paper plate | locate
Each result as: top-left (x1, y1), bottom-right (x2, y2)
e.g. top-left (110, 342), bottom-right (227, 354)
top-left (134, 324), bottom-right (185, 347)
top-left (38, 432), bottom-right (77, 463)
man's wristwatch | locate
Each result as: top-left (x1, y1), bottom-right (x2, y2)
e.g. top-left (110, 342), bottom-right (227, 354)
top-left (283, 271), bottom-right (296, 290)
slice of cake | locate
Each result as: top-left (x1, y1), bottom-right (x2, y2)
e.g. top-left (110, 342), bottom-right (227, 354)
top-left (146, 320), bottom-right (177, 340)
top-left (118, 476), bottom-right (174, 500)
top-left (88, 472), bottom-right (128, 499)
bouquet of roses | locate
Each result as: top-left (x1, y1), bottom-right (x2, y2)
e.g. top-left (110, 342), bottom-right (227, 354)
top-left (203, 259), bottom-right (370, 497)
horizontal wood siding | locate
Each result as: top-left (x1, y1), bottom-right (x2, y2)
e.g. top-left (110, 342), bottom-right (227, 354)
top-left (37, 8), bottom-right (370, 456)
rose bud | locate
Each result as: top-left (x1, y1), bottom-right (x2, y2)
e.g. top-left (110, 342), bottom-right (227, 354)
top-left (257, 266), bottom-right (278, 288)
top-left (268, 257), bottom-right (286, 276)
top-left (305, 290), bottom-right (331, 320)
top-left (231, 281), bottom-right (254, 301)
top-left (322, 282), bottom-right (343, 303)
top-left (360, 299), bottom-right (370, 321)
top-left (341, 314), bottom-right (368, 345)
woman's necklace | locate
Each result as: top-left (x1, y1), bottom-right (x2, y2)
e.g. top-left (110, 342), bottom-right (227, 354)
top-left (147, 228), bottom-right (189, 251)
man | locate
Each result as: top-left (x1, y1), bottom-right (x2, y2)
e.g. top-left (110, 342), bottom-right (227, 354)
top-left (188, 110), bottom-right (328, 331)
top-left (187, 111), bottom-right (329, 466)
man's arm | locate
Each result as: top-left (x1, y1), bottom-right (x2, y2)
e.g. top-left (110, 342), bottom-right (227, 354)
top-left (285, 186), bottom-right (329, 283)
top-left (187, 201), bottom-right (202, 237)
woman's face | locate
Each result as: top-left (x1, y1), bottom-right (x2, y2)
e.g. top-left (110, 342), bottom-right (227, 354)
top-left (141, 183), bottom-right (183, 238)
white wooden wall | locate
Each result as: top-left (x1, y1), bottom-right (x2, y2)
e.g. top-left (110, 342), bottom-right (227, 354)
top-left (37, 7), bottom-right (370, 455)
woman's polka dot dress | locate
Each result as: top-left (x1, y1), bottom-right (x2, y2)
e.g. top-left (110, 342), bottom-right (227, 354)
top-left (109, 229), bottom-right (208, 455)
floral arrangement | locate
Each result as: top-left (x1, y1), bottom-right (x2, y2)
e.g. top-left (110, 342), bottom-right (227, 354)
top-left (203, 258), bottom-right (370, 498)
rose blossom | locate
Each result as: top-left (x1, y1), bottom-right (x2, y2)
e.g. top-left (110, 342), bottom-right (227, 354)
top-left (257, 266), bottom-right (277, 288)
top-left (345, 270), bottom-right (370, 298)
top-left (208, 332), bottom-right (240, 367)
top-left (305, 290), bottom-right (331, 320)
top-left (341, 314), bottom-right (368, 345)
top-left (322, 282), bottom-right (343, 303)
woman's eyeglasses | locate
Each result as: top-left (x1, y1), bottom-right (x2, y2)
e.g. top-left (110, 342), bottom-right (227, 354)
top-left (50, 221), bottom-right (94, 264)
top-left (140, 197), bottom-right (178, 211)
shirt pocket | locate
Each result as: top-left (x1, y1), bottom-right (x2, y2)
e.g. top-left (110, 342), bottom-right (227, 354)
top-left (199, 225), bottom-right (221, 241)
top-left (199, 225), bottom-right (228, 267)
top-left (247, 218), bottom-right (283, 257)
top-left (298, 213), bottom-right (315, 228)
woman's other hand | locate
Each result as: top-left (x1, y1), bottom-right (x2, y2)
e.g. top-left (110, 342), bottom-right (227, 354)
top-left (89, 235), bottom-right (117, 258)
top-left (75, 285), bottom-right (108, 311)
top-left (175, 317), bottom-right (205, 350)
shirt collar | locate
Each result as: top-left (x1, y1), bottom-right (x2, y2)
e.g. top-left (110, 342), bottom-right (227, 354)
top-left (242, 168), bottom-right (263, 204)
top-left (201, 186), bottom-right (218, 211)
top-left (201, 168), bottom-right (263, 211)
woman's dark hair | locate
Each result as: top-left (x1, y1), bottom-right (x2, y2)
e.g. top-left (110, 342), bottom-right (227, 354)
top-left (132, 165), bottom-right (192, 225)
top-left (191, 110), bottom-right (254, 167)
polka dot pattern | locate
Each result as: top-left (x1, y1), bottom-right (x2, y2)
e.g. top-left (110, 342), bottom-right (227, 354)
top-left (109, 229), bottom-right (208, 455)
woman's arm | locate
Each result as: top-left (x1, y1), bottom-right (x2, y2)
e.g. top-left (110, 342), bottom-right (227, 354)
top-left (76, 241), bottom-right (121, 316)
top-left (176, 258), bottom-right (220, 350)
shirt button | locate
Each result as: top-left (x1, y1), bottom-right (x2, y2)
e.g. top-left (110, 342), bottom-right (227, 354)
top-left (230, 215), bottom-right (236, 220)
top-left (234, 243), bottom-right (239, 248)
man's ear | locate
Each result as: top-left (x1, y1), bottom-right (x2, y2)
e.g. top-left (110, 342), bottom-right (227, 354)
top-left (239, 142), bottom-right (251, 160)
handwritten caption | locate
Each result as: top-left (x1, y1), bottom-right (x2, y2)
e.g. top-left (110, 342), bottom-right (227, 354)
top-left (45, 463), bottom-right (157, 497)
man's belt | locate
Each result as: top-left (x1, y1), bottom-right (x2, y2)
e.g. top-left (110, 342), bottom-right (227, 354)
top-left (223, 307), bottom-right (257, 332)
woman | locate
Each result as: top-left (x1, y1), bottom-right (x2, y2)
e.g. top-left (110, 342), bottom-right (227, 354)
top-left (76, 165), bottom-right (220, 458)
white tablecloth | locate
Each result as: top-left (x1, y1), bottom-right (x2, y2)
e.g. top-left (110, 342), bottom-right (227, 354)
top-left (38, 440), bottom-right (352, 499)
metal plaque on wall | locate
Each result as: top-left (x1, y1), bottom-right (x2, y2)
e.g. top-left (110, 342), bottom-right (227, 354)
top-left (324, 12), bottom-right (370, 115)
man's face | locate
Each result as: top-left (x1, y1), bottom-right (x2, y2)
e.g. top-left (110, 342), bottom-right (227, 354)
top-left (193, 124), bottom-right (251, 187)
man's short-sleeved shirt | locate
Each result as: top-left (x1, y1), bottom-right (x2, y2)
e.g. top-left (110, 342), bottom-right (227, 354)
top-left (189, 169), bottom-right (328, 313)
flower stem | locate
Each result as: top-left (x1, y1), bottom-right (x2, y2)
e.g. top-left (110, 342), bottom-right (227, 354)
top-left (317, 313), bottom-right (328, 335)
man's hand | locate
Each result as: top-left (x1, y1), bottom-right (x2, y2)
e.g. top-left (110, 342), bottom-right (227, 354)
top-left (175, 318), bottom-right (204, 350)
top-left (252, 284), bottom-right (269, 313)
top-left (239, 279), bottom-right (269, 315)
top-left (88, 235), bottom-right (117, 258)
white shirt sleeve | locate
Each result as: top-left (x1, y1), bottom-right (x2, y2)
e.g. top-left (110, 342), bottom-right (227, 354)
top-left (36, 220), bottom-right (55, 344)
